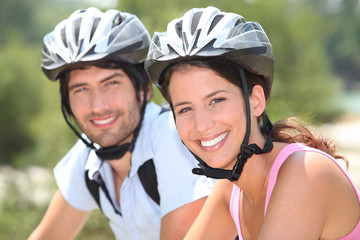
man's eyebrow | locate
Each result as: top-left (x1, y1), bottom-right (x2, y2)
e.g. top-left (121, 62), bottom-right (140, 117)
top-left (69, 72), bottom-right (126, 91)
top-left (69, 82), bottom-right (86, 92)
top-left (100, 73), bottom-right (126, 83)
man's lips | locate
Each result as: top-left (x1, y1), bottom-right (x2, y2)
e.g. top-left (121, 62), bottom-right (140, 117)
top-left (91, 116), bottom-right (117, 127)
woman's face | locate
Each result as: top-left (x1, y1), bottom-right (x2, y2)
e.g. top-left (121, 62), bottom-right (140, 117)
top-left (169, 65), bottom-right (248, 170)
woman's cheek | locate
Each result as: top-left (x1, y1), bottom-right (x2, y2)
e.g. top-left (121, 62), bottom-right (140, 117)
top-left (176, 119), bottom-right (191, 143)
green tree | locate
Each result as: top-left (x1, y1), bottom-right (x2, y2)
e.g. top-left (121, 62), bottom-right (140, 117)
top-left (119, 0), bottom-right (341, 122)
top-left (322, 0), bottom-right (360, 90)
top-left (0, 38), bottom-right (42, 166)
top-left (0, 0), bottom-right (87, 168)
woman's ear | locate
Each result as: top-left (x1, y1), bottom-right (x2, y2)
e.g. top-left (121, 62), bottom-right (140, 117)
top-left (250, 85), bottom-right (266, 117)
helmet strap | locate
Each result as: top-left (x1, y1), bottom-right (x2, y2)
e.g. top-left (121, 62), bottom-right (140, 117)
top-left (60, 80), bottom-right (148, 161)
top-left (191, 63), bottom-right (273, 181)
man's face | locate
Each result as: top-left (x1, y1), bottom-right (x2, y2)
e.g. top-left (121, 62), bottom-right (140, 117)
top-left (68, 66), bottom-right (142, 148)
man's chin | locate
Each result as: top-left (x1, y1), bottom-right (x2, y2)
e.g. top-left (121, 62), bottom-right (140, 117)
top-left (96, 139), bottom-right (129, 149)
top-left (91, 138), bottom-right (118, 149)
top-left (88, 133), bottom-right (133, 149)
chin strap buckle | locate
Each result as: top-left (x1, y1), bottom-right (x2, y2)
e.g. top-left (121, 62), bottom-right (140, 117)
top-left (229, 144), bottom-right (255, 181)
top-left (241, 144), bottom-right (256, 159)
top-left (230, 160), bottom-right (241, 181)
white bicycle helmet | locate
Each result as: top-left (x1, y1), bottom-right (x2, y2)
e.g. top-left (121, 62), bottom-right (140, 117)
top-left (41, 7), bottom-right (151, 161)
top-left (42, 7), bottom-right (150, 81)
top-left (145, 6), bottom-right (275, 181)
top-left (145, 6), bottom-right (274, 93)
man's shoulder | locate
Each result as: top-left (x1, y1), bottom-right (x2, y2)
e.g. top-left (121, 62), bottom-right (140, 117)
top-left (142, 102), bottom-right (174, 133)
top-left (59, 138), bottom-right (92, 167)
top-left (144, 102), bottom-right (171, 120)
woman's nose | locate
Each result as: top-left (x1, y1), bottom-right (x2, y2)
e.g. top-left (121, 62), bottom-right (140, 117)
top-left (194, 108), bottom-right (215, 133)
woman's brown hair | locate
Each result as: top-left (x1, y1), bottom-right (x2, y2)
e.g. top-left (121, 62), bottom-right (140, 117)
top-left (161, 59), bottom-right (348, 166)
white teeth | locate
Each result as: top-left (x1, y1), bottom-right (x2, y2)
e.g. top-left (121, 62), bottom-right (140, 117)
top-left (93, 116), bottom-right (116, 125)
top-left (201, 132), bottom-right (228, 147)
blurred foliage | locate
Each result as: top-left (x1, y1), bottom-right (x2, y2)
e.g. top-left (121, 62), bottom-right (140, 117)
top-left (119, 0), bottom-right (349, 122)
top-left (318, 0), bottom-right (360, 91)
top-left (0, 38), bottom-right (42, 165)
top-left (0, 0), bottom-right (39, 44)
top-left (0, 0), bottom-right (359, 239)
top-left (0, 177), bottom-right (112, 239)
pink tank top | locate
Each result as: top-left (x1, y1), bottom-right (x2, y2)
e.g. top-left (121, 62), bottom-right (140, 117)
top-left (230, 143), bottom-right (360, 239)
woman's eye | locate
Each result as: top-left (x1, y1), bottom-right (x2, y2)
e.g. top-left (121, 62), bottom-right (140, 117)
top-left (178, 107), bottom-right (192, 114)
top-left (211, 97), bottom-right (226, 104)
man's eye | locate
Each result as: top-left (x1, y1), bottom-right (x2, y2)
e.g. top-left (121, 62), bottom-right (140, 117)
top-left (106, 80), bottom-right (119, 86)
top-left (74, 87), bottom-right (86, 93)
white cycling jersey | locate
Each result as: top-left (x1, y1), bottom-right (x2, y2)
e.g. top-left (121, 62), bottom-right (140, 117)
top-left (54, 102), bottom-right (214, 239)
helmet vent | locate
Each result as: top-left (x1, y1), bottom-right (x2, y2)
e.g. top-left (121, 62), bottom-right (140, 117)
top-left (208, 14), bottom-right (224, 34)
top-left (90, 17), bottom-right (101, 42)
top-left (234, 18), bottom-right (245, 27)
top-left (74, 18), bottom-right (82, 44)
top-left (250, 22), bottom-right (262, 31)
top-left (109, 27), bottom-right (120, 45)
top-left (112, 13), bottom-right (122, 27)
top-left (175, 20), bottom-right (183, 38)
top-left (191, 11), bottom-right (203, 35)
top-left (153, 34), bottom-right (160, 48)
top-left (60, 27), bottom-right (68, 48)
top-left (227, 22), bottom-right (256, 40)
top-left (227, 25), bottom-right (242, 39)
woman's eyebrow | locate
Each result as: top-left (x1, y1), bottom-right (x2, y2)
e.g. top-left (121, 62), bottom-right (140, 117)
top-left (173, 99), bottom-right (191, 108)
top-left (173, 89), bottom-right (227, 108)
top-left (204, 89), bottom-right (227, 100)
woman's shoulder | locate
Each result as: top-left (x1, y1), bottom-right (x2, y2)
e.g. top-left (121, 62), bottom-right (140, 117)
top-left (274, 146), bottom-right (356, 215)
top-left (211, 180), bottom-right (235, 206)
top-left (279, 146), bottom-right (342, 182)
top-left (268, 146), bottom-right (360, 239)
top-left (274, 148), bottom-right (338, 196)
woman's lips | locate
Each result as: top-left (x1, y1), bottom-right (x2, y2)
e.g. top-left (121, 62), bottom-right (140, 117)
top-left (200, 131), bottom-right (229, 147)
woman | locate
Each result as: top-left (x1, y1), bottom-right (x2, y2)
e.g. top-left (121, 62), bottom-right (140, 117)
top-left (145, 6), bottom-right (360, 240)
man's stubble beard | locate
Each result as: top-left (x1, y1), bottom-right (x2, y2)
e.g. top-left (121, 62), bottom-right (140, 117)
top-left (77, 106), bottom-right (141, 148)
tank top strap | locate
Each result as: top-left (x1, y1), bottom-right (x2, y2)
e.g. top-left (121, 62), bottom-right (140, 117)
top-left (264, 143), bottom-right (308, 214)
top-left (230, 184), bottom-right (242, 237)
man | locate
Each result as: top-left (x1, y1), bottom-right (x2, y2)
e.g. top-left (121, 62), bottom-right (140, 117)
top-left (29, 7), bottom-right (213, 240)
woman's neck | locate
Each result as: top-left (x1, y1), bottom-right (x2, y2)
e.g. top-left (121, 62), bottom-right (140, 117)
top-left (234, 142), bottom-right (286, 205)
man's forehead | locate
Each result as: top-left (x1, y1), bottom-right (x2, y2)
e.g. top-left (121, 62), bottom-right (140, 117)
top-left (68, 66), bottom-right (129, 84)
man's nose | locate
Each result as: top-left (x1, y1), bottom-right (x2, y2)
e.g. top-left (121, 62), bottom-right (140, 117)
top-left (90, 89), bottom-right (109, 113)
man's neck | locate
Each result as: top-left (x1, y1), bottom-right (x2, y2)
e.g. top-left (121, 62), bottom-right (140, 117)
top-left (108, 151), bottom-right (132, 179)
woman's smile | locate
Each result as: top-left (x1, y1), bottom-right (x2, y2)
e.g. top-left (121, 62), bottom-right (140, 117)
top-left (169, 65), bottom-right (247, 169)
top-left (198, 131), bottom-right (229, 151)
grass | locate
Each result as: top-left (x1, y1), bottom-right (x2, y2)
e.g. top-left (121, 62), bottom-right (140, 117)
top-left (0, 167), bottom-right (114, 240)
